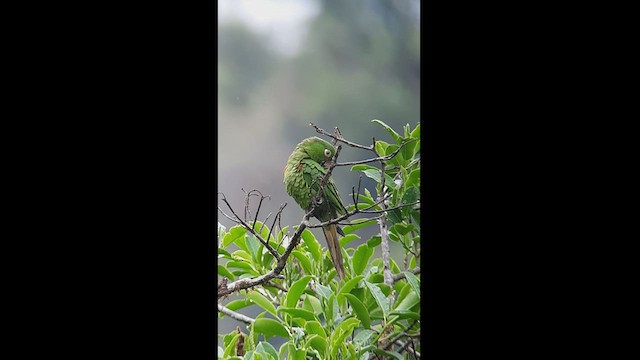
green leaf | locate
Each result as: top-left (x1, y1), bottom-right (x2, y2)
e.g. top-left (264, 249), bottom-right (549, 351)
top-left (390, 223), bottom-right (415, 236)
top-left (388, 310), bottom-right (420, 320)
top-left (232, 250), bottom-right (252, 262)
top-left (218, 248), bottom-right (233, 259)
top-left (367, 235), bottom-right (381, 248)
top-left (252, 318), bottom-right (289, 339)
top-left (223, 226), bottom-right (247, 248)
top-left (372, 119), bottom-right (402, 144)
top-left (403, 271), bottom-right (421, 299)
top-left (365, 281), bottom-right (389, 318)
top-left (286, 275), bottom-right (312, 308)
top-left (362, 169), bottom-right (396, 189)
top-left (227, 261), bottom-right (258, 275)
top-left (401, 139), bottom-right (418, 163)
top-left (303, 295), bottom-right (323, 315)
top-left (291, 251), bottom-right (313, 275)
top-left (372, 348), bottom-right (404, 360)
top-left (278, 307), bottom-right (317, 321)
top-left (401, 186), bottom-right (419, 216)
top-left (326, 293), bottom-right (335, 326)
top-left (352, 243), bottom-right (374, 275)
top-left (306, 335), bottom-right (327, 356)
top-left (353, 329), bottom-right (375, 347)
top-left (339, 233), bottom-right (360, 247)
top-left (225, 298), bottom-right (252, 312)
top-left (407, 168), bottom-right (420, 188)
top-left (246, 291), bottom-right (277, 318)
top-left (223, 333), bottom-right (241, 358)
top-left (277, 226), bottom-right (288, 242)
top-left (342, 219), bottom-right (377, 235)
top-left (410, 123), bottom-right (420, 139)
top-left (337, 275), bottom-right (364, 301)
top-left (218, 265), bottom-right (235, 280)
top-left (409, 254), bottom-right (416, 269)
top-left (314, 283), bottom-right (333, 300)
top-left (395, 290), bottom-right (420, 311)
top-left (350, 164), bottom-right (379, 172)
top-left (262, 252), bottom-right (274, 268)
top-left (244, 234), bottom-right (260, 263)
top-left (394, 282), bottom-right (412, 308)
top-left (304, 320), bottom-right (327, 339)
top-left (301, 229), bottom-right (322, 262)
top-left (375, 140), bottom-right (389, 157)
top-left (344, 294), bottom-right (371, 329)
top-left (347, 343), bottom-right (357, 360)
top-left (256, 342), bottom-right (278, 360)
top-left (329, 318), bottom-right (360, 358)
top-left (368, 273), bottom-right (384, 283)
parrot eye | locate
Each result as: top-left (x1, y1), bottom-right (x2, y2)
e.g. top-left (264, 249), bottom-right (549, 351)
top-left (324, 148), bottom-right (331, 158)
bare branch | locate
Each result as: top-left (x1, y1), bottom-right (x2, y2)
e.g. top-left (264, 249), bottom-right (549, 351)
top-left (334, 138), bottom-right (418, 166)
top-left (397, 340), bottom-right (421, 358)
top-left (357, 200), bottom-right (420, 214)
top-left (217, 143), bottom-right (347, 298)
top-left (268, 202), bottom-right (287, 251)
top-left (392, 267), bottom-right (421, 284)
top-left (218, 217), bottom-right (310, 297)
top-left (217, 304), bottom-right (255, 324)
top-left (218, 193), bottom-right (281, 261)
top-left (310, 123), bottom-right (374, 151)
top-left (383, 320), bottom-right (419, 350)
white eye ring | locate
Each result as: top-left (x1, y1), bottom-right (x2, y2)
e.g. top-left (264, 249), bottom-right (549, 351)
top-left (324, 149), bottom-right (331, 157)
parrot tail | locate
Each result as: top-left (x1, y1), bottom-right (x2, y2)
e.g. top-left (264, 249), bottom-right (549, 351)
top-left (322, 223), bottom-right (345, 279)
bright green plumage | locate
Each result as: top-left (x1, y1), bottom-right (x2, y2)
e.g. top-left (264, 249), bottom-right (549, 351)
top-left (284, 137), bottom-right (347, 279)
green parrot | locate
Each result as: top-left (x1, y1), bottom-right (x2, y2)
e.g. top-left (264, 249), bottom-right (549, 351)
top-left (283, 137), bottom-right (347, 279)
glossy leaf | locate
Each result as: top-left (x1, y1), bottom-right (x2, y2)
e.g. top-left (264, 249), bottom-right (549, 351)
top-left (300, 229), bottom-right (322, 262)
top-left (344, 293), bottom-right (371, 328)
top-left (365, 281), bottom-right (389, 318)
top-left (306, 335), bottom-right (327, 356)
top-left (246, 291), bottom-right (277, 317)
top-left (218, 265), bottom-right (235, 280)
top-left (342, 219), bottom-right (377, 234)
top-left (339, 233), bottom-right (359, 247)
top-left (291, 250), bottom-right (313, 275)
top-left (252, 318), bottom-right (289, 339)
top-left (403, 271), bottom-right (421, 298)
top-left (256, 342), bottom-right (278, 360)
top-left (286, 275), bottom-right (312, 308)
top-left (277, 307), bottom-right (317, 321)
top-left (223, 226), bottom-right (247, 248)
top-left (372, 119), bottom-right (402, 144)
top-left (352, 243), bottom-right (374, 275)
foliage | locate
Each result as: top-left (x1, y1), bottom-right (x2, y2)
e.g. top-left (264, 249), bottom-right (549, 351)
top-left (218, 122), bottom-right (420, 359)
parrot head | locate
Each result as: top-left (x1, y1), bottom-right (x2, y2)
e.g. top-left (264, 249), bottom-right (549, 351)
top-left (298, 137), bottom-right (336, 165)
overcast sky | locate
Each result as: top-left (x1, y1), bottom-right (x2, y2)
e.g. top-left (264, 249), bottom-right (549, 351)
top-left (218, 0), bottom-right (320, 57)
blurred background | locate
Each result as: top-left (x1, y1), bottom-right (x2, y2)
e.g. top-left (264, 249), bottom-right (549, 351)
top-left (218, 0), bottom-right (420, 349)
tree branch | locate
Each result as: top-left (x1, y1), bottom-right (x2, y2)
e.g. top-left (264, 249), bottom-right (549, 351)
top-left (218, 144), bottom-right (344, 298)
top-left (310, 123), bottom-right (374, 151)
top-left (392, 267), bottom-right (421, 284)
top-left (218, 192), bottom-right (281, 261)
top-left (217, 304), bottom-right (255, 324)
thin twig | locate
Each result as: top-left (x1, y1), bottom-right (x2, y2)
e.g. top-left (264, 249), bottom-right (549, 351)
top-left (383, 320), bottom-right (419, 350)
top-left (310, 123), bottom-right (374, 151)
top-left (217, 304), bottom-right (255, 324)
top-left (334, 139), bottom-right (418, 166)
top-left (392, 267), bottom-right (421, 284)
top-left (218, 193), bottom-right (281, 261)
top-left (218, 140), bottom-right (346, 297)
top-left (397, 340), bottom-right (421, 358)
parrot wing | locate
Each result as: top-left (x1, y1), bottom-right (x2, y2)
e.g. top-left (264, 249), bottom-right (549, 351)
top-left (301, 159), bottom-right (346, 217)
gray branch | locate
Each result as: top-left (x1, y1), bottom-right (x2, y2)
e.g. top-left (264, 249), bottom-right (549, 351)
top-left (217, 304), bottom-right (255, 324)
